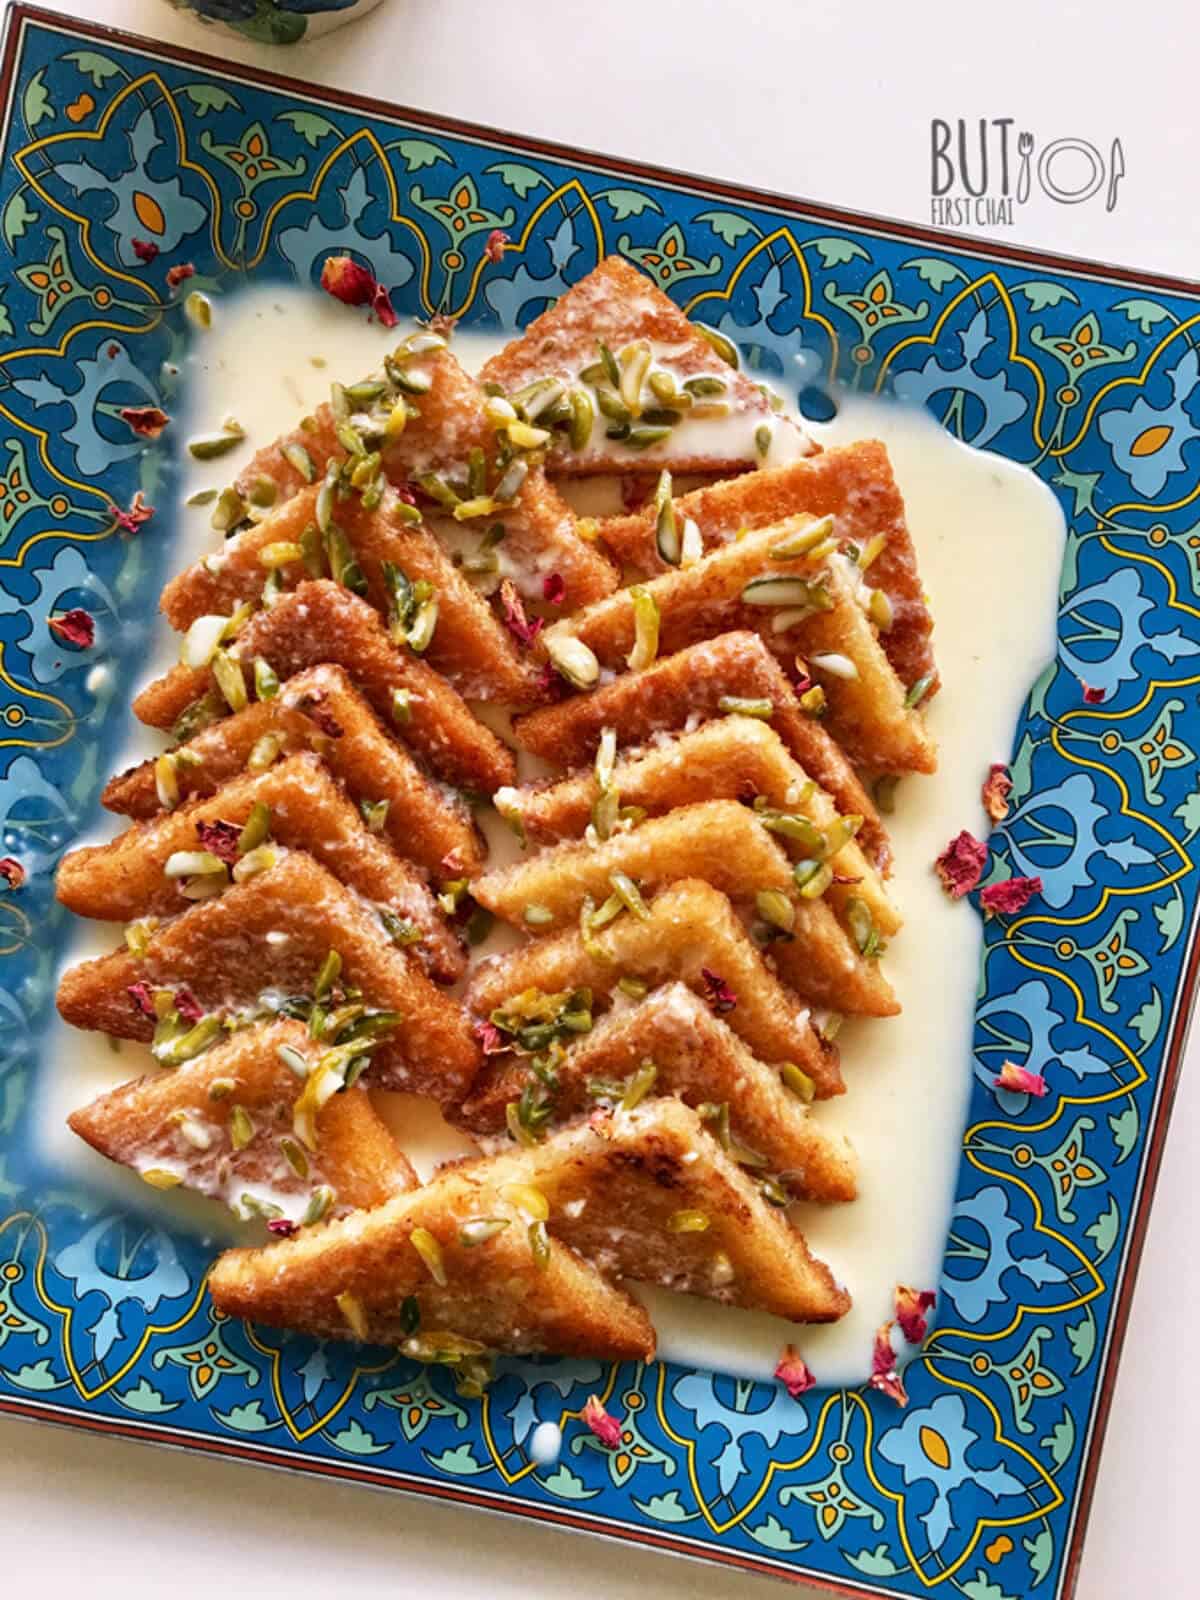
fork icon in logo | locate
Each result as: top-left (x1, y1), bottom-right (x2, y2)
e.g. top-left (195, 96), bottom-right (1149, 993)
top-left (1016, 131), bottom-right (1033, 203)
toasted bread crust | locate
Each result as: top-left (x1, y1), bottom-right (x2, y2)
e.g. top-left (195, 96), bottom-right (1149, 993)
top-left (480, 257), bottom-right (816, 475)
top-left (476, 1099), bottom-right (849, 1321)
top-left (133, 581), bottom-right (516, 794)
top-left (542, 520), bottom-right (935, 774)
top-left (56, 852), bottom-right (481, 1104)
top-left (209, 1163), bottom-right (656, 1358)
top-left (600, 440), bottom-right (935, 691)
top-left (468, 878), bottom-right (841, 1096)
top-left (497, 715), bottom-right (898, 936)
top-left (162, 485), bottom-right (542, 706)
top-left (68, 1017), bottom-right (416, 1214)
top-left (58, 753), bottom-right (463, 983)
top-left (457, 982), bottom-right (857, 1202)
top-left (514, 632), bottom-right (889, 869)
top-left (232, 347), bottom-right (616, 612)
top-left (102, 665), bottom-right (483, 877)
top-left (472, 799), bottom-right (896, 1016)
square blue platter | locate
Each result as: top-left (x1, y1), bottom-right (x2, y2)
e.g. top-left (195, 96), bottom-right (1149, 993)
top-left (0, 7), bottom-right (1197, 1596)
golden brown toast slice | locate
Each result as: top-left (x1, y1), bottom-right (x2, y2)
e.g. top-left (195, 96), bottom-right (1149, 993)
top-left (600, 441), bottom-right (936, 691)
top-left (495, 715), bottom-right (898, 936)
top-left (468, 878), bottom-right (840, 1096)
top-left (56, 852), bottom-right (481, 1105)
top-left (102, 665), bottom-right (483, 878)
top-left (479, 256), bottom-right (816, 475)
top-left (542, 519), bottom-right (935, 774)
top-left (457, 982), bottom-right (856, 1203)
top-left (480, 1099), bottom-right (848, 1321)
top-left (162, 484), bottom-right (541, 706)
top-left (57, 753), bottom-right (463, 983)
top-left (514, 631), bottom-right (888, 869)
top-left (132, 581), bottom-right (516, 795)
top-left (472, 799), bottom-right (896, 1016)
top-left (231, 344), bottom-right (616, 612)
top-left (68, 1017), bottom-right (416, 1220)
top-left (208, 1162), bottom-right (656, 1359)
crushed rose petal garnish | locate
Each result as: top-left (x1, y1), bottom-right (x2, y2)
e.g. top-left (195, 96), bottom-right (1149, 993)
top-left (774, 1344), bottom-right (816, 1398)
top-left (174, 985), bottom-right (204, 1023)
top-left (934, 831), bottom-right (987, 899)
top-left (0, 857), bottom-right (26, 891)
top-left (267, 1218), bottom-right (298, 1237)
top-left (132, 238), bottom-right (159, 264)
top-left (483, 229), bottom-right (510, 263)
top-left (166, 262), bottom-right (196, 289)
top-left (109, 490), bottom-right (155, 537)
top-left (542, 573), bottom-right (566, 606)
top-left (1081, 681), bottom-right (1106, 704)
top-left (981, 762), bottom-right (1013, 823)
top-left (869, 1321), bottom-right (908, 1407)
top-left (372, 281), bottom-right (398, 330)
top-left (120, 405), bottom-right (170, 439)
top-left (995, 1059), bottom-right (1048, 1097)
top-left (127, 980), bottom-right (156, 1018)
top-left (582, 1394), bottom-right (623, 1448)
top-left (498, 578), bottom-right (544, 649)
top-left (980, 874), bottom-right (1042, 917)
top-left (700, 967), bottom-right (737, 1014)
top-left (195, 818), bottom-right (241, 865)
top-left (894, 1285), bottom-right (936, 1345)
top-left (48, 609), bottom-right (95, 648)
top-left (319, 254), bottom-right (397, 327)
top-left (533, 661), bottom-right (568, 702)
top-left (474, 1018), bottom-right (507, 1056)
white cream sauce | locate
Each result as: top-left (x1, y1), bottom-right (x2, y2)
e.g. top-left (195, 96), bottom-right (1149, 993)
top-left (39, 289), bottom-right (1065, 1388)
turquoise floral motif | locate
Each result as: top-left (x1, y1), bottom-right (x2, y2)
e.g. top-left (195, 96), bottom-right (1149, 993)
top-left (891, 304), bottom-right (1029, 446)
top-left (52, 1217), bottom-right (191, 1367)
top-left (0, 19), bottom-right (1198, 1594)
top-left (54, 102), bottom-right (208, 267)
top-left (941, 1186), bottom-right (1069, 1325)
top-left (152, 1306), bottom-right (260, 1401)
top-left (1098, 344), bottom-right (1200, 497)
top-left (877, 1394), bottom-right (1026, 1553)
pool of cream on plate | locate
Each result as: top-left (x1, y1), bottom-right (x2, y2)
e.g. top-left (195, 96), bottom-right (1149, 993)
top-left (40, 288), bottom-right (1064, 1385)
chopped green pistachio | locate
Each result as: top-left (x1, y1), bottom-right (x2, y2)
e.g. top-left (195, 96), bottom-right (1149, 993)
top-left (755, 888), bottom-right (796, 934)
top-left (873, 774), bottom-right (900, 814)
top-left (211, 648), bottom-right (248, 713)
top-left (186, 487), bottom-right (218, 507)
top-left (391, 687), bottom-right (413, 725)
top-left (410, 1226), bottom-right (447, 1286)
top-left (616, 976), bottom-right (648, 1001)
top-left (545, 632), bottom-right (600, 690)
top-left (313, 948), bottom-right (342, 1002)
top-left (259, 541), bottom-right (302, 568)
top-left (626, 585), bottom-right (660, 672)
top-left (253, 656), bottom-right (279, 701)
top-left (302, 1184), bottom-right (336, 1225)
top-left (568, 388), bottom-right (594, 450)
top-left (248, 476), bottom-right (277, 509)
top-left (237, 801), bottom-right (272, 855)
top-left (246, 732), bottom-right (282, 772)
top-left (620, 1058), bottom-right (658, 1111)
top-left (717, 695), bottom-right (774, 718)
top-left (524, 903), bottom-right (554, 927)
top-left (780, 1062), bottom-right (816, 1103)
top-left (768, 515), bottom-right (836, 558)
top-left (141, 1168), bottom-right (182, 1190)
top-left (609, 871), bottom-right (651, 921)
top-left (359, 798), bottom-right (390, 834)
top-left (668, 1209), bottom-right (710, 1233)
top-left (527, 1218), bottom-right (550, 1269)
top-left (459, 1217), bottom-right (510, 1247)
top-left (904, 672), bottom-right (934, 709)
top-left (211, 487), bottom-right (247, 534)
top-left (845, 895), bottom-right (883, 957)
top-left (188, 423), bottom-right (245, 462)
top-left (754, 422), bottom-right (773, 458)
top-left (229, 1103), bottom-right (255, 1151)
top-left (184, 291), bottom-right (213, 329)
top-left (757, 1174), bottom-right (789, 1207)
top-left (277, 1044), bottom-right (309, 1080)
top-left (794, 859), bottom-right (834, 899)
top-left (741, 574), bottom-right (832, 609)
top-left (123, 917), bottom-right (158, 958)
top-left (465, 904), bottom-right (494, 946)
top-left (153, 1014), bottom-right (223, 1067)
top-left (208, 1076), bottom-right (238, 1101)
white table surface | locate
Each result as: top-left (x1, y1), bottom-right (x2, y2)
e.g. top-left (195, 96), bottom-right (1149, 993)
top-left (3, 3), bottom-right (1197, 1595)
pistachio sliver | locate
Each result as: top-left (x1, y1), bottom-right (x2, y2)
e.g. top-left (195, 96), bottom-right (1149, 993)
top-left (545, 633), bottom-right (600, 690)
top-left (768, 515), bottom-right (837, 559)
top-left (608, 871), bottom-right (651, 922)
top-left (188, 425), bottom-right (245, 462)
top-left (741, 574), bottom-right (830, 608)
top-left (626, 586), bottom-right (660, 673)
top-left (718, 695), bottom-right (774, 719)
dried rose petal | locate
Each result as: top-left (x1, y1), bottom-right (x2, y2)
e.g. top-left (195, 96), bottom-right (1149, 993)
top-left (981, 762), bottom-right (1012, 823)
top-left (700, 967), bottom-right (737, 1014)
top-left (195, 818), bottom-right (241, 865)
top-left (995, 1060), bottom-right (1048, 1097)
top-left (895, 1285), bottom-right (936, 1345)
top-left (474, 1018), bottom-right (507, 1056)
top-left (127, 980), bottom-right (156, 1018)
top-left (107, 343), bottom-right (120, 359)
top-left (0, 857), bottom-right (26, 891)
top-left (792, 669), bottom-right (814, 697)
top-left (484, 229), bottom-right (510, 264)
top-left (267, 1218), bottom-right (298, 1237)
top-left (394, 482), bottom-right (419, 507)
top-left (588, 1106), bottom-right (615, 1137)
top-left (132, 238), bottom-right (159, 264)
top-left (166, 262), bottom-right (196, 290)
top-left (869, 1321), bottom-right (908, 1407)
top-left (830, 872), bottom-right (863, 886)
top-left (533, 661), bottom-right (568, 702)
top-left (120, 406), bottom-right (170, 439)
top-left (980, 875), bottom-right (1042, 917)
top-left (774, 1343), bottom-right (815, 1399)
top-left (174, 985), bottom-right (204, 1023)
top-left (542, 573), bottom-right (566, 606)
top-left (427, 313), bottom-right (457, 340)
top-left (48, 608), bottom-right (95, 648)
top-left (320, 254), bottom-right (376, 307)
top-left (1081, 681), bottom-right (1106, 704)
top-left (582, 1394), bottom-right (622, 1449)
top-left (934, 831), bottom-right (987, 899)
top-left (498, 577), bottom-right (544, 649)
top-left (372, 281), bottom-right (398, 330)
top-left (109, 490), bottom-right (156, 537)
top-left (440, 848), bottom-right (468, 877)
